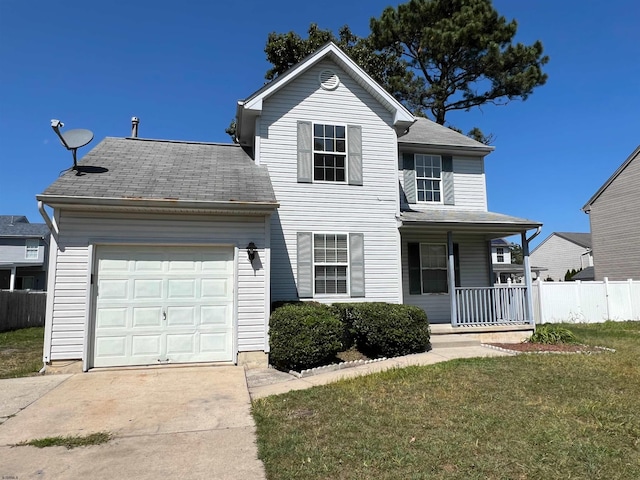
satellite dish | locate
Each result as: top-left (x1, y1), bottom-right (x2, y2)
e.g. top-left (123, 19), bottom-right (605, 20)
top-left (51, 119), bottom-right (94, 170)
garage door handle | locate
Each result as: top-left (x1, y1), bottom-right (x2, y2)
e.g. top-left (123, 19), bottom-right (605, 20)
top-left (162, 311), bottom-right (166, 321)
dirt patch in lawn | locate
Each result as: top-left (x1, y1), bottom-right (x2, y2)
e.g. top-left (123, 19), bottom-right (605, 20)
top-left (486, 342), bottom-right (613, 354)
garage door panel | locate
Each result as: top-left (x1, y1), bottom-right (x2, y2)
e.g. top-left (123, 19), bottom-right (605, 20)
top-left (201, 305), bottom-right (229, 325)
top-left (95, 336), bottom-right (127, 357)
top-left (200, 333), bottom-right (229, 353)
top-left (166, 306), bottom-right (196, 326)
top-left (96, 308), bottom-right (128, 328)
top-left (132, 307), bottom-right (162, 327)
top-left (131, 335), bottom-right (162, 356)
top-left (201, 278), bottom-right (231, 298)
top-left (100, 279), bottom-right (129, 299)
top-left (94, 245), bottom-right (234, 367)
top-left (166, 334), bottom-right (195, 354)
top-left (134, 279), bottom-right (163, 299)
top-left (167, 279), bottom-right (196, 299)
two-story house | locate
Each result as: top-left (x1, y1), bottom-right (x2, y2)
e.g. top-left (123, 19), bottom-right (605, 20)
top-left (530, 232), bottom-right (593, 281)
top-left (0, 215), bottom-right (50, 291)
top-left (37, 43), bottom-right (542, 372)
top-left (582, 145), bottom-right (640, 280)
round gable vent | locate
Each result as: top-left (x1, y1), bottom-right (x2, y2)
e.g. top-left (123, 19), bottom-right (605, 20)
top-left (319, 69), bottom-right (340, 90)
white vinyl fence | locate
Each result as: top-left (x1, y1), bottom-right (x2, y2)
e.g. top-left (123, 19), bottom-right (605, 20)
top-left (531, 278), bottom-right (640, 324)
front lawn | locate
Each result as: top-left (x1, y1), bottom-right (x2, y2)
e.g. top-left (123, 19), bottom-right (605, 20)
top-left (0, 327), bottom-right (45, 378)
top-left (252, 321), bottom-right (640, 479)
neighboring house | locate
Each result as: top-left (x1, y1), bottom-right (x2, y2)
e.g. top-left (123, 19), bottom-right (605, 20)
top-left (530, 232), bottom-right (593, 281)
top-left (0, 216), bottom-right (49, 291)
top-left (490, 238), bottom-right (546, 283)
top-left (582, 145), bottom-right (640, 281)
top-left (38, 43), bottom-right (541, 371)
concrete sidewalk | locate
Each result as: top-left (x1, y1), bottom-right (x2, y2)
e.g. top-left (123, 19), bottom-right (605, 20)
top-left (246, 345), bottom-right (513, 399)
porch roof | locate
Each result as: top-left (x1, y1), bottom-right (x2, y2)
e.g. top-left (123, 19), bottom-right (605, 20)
top-left (399, 209), bottom-right (542, 235)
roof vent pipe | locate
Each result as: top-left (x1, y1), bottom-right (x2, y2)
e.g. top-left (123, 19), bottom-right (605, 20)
top-left (131, 117), bottom-right (139, 138)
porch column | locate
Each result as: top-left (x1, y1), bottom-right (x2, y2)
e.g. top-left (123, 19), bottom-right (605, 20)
top-left (448, 231), bottom-right (457, 326)
top-left (521, 232), bottom-right (535, 326)
top-left (9, 266), bottom-right (16, 291)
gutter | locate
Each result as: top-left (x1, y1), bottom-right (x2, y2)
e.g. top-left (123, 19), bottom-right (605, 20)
top-left (37, 195), bottom-right (279, 213)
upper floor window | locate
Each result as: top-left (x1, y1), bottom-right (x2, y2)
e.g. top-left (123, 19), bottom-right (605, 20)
top-left (415, 154), bottom-right (442, 202)
top-left (25, 239), bottom-right (39, 259)
top-left (313, 124), bottom-right (346, 182)
top-left (496, 247), bottom-right (505, 263)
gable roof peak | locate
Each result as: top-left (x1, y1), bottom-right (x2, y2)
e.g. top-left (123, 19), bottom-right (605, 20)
top-left (236, 42), bottom-right (414, 146)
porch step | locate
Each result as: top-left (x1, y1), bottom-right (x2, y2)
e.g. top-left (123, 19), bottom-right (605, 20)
top-left (429, 323), bottom-right (534, 345)
top-left (429, 335), bottom-right (481, 349)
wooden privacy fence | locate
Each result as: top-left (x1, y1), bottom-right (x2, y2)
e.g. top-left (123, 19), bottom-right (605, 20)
top-left (0, 290), bottom-right (47, 332)
top-left (531, 279), bottom-right (640, 324)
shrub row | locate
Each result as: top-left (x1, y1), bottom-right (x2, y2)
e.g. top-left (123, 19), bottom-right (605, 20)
top-left (269, 302), bottom-right (430, 371)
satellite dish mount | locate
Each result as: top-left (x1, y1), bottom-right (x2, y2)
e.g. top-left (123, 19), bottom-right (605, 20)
top-left (51, 119), bottom-right (94, 171)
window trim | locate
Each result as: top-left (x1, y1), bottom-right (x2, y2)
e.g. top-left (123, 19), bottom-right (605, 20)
top-left (312, 122), bottom-right (348, 184)
top-left (414, 154), bottom-right (443, 204)
top-left (312, 232), bottom-right (350, 297)
top-left (419, 242), bottom-right (449, 294)
top-left (25, 239), bottom-right (39, 260)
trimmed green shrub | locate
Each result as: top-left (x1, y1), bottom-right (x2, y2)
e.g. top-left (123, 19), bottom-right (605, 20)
top-left (529, 324), bottom-right (577, 344)
top-left (350, 303), bottom-right (430, 358)
top-left (269, 303), bottom-right (344, 371)
top-left (330, 303), bottom-right (362, 349)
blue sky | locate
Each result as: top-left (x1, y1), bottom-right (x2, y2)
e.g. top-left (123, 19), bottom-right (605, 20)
top-left (1, 0), bottom-right (638, 248)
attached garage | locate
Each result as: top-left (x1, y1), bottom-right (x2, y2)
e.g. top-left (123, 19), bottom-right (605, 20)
top-left (38, 137), bottom-right (278, 372)
top-left (93, 245), bottom-right (234, 367)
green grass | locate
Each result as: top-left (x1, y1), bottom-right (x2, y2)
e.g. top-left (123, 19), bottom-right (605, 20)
top-left (0, 327), bottom-right (45, 378)
top-left (16, 432), bottom-right (111, 449)
top-left (252, 321), bottom-right (640, 480)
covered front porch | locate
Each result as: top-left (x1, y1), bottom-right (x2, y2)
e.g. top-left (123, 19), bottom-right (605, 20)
top-left (399, 209), bottom-right (542, 328)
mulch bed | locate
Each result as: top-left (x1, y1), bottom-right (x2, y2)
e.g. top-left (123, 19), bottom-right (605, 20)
top-left (486, 342), bottom-right (614, 354)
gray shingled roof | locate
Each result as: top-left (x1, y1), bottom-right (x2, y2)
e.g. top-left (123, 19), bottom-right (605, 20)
top-left (400, 209), bottom-right (541, 229)
top-left (554, 232), bottom-right (591, 249)
top-left (40, 137), bottom-right (277, 205)
top-left (571, 266), bottom-right (594, 280)
top-left (0, 216), bottom-right (49, 237)
top-left (398, 118), bottom-right (494, 152)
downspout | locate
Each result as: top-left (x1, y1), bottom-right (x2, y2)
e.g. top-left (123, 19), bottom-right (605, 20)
top-left (38, 201), bottom-right (58, 240)
top-left (37, 201), bottom-right (58, 374)
top-left (522, 226), bottom-right (542, 326)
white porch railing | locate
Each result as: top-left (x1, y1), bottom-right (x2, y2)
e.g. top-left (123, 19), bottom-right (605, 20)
top-left (455, 286), bottom-right (530, 326)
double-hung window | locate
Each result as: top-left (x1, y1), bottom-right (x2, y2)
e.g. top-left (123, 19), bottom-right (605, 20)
top-left (313, 124), bottom-right (346, 182)
top-left (25, 239), bottom-right (39, 260)
top-left (420, 244), bottom-right (448, 293)
top-left (314, 233), bottom-right (348, 294)
top-left (415, 154), bottom-right (442, 202)
top-left (496, 247), bottom-right (505, 263)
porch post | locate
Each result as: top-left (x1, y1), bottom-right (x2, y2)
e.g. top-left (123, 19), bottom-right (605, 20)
top-left (9, 266), bottom-right (16, 291)
top-left (448, 231), bottom-right (457, 326)
top-left (521, 232), bottom-right (535, 326)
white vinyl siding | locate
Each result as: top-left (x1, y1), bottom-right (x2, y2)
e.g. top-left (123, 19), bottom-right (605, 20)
top-left (530, 235), bottom-right (593, 282)
top-left (260, 60), bottom-right (401, 304)
top-left (47, 210), bottom-right (268, 361)
top-left (399, 155), bottom-right (487, 211)
top-left (402, 232), bottom-right (490, 323)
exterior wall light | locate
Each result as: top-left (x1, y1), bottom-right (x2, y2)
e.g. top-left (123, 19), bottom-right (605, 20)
top-left (246, 242), bottom-right (257, 262)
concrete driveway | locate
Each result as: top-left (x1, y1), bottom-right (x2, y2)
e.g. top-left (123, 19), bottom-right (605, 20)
top-left (0, 366), bottom-right (265, 480)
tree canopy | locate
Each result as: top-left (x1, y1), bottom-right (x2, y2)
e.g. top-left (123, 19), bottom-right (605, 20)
top-left (369, 0), bottom-right (549, 125)
top-left (232, 0), bottom-right (549, 141)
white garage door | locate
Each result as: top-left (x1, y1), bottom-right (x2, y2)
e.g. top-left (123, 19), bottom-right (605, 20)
top-left (93, 245), bottom-right (234, 368)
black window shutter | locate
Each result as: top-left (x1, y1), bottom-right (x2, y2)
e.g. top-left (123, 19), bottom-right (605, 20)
top-left (403, 153), bottom-right (416, 204)
top-left (453, 242), bottom-right (461, 287)
top-left (442, 155), bottom-right (455, 205)
top-left (408, 242), bottom-right (421, 294)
